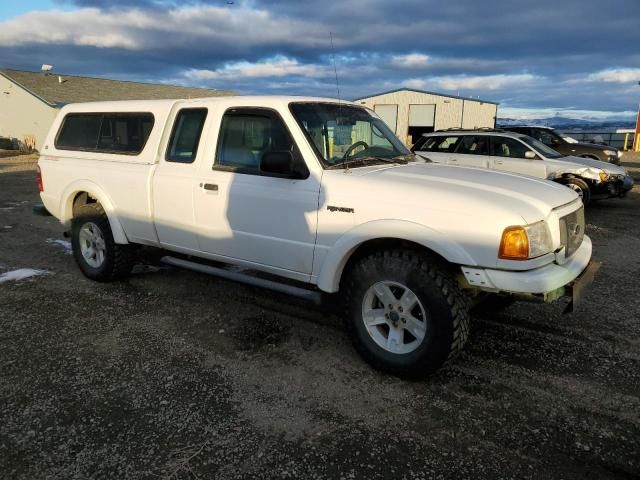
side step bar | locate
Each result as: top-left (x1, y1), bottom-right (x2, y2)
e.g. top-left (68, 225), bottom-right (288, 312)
top-left (160, 256), bottom-right (323, 305)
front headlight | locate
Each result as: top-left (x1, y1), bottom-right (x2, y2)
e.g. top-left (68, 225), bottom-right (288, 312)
top-left (603, 149), bottom-right (617, 157)
top-left (499, 221), bottom-right (553, 260)
top-left (599, 171), bottom-right (608, 182)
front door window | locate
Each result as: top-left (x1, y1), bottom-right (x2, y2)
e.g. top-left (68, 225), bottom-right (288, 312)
top-left (215, 109), bottom-right (303, 175)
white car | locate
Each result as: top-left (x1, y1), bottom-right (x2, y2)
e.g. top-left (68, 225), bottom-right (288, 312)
top-left (412, 130), bottom-right (634, 204)
top-left (37, 96), bottom-right (597, 377)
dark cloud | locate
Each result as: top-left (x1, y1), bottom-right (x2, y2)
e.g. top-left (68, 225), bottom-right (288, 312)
top-left (56, 0), bottom-right (216, 7)
top-left (3, 0), bottom-right (640, 117)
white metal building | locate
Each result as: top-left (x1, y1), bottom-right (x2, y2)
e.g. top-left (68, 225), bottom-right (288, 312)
top-left (354, 88), bottom-right (498, 145)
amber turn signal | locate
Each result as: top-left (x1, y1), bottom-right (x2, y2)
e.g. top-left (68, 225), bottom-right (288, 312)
top-left (499, 226), bottom-right (529, 260)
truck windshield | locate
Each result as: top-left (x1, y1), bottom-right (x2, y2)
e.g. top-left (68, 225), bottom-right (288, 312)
top-left (289, 102), bottom-right (411, 168)
top-left (520, 136), bottom-right (565, 159)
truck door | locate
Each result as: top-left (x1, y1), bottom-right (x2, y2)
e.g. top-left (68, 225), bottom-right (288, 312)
top-left (489, 136), bottom-right (547, 178)
top-left (193, 107), bottom-right (321, 277)
top-left (152, 107), bottom-right (209, 251)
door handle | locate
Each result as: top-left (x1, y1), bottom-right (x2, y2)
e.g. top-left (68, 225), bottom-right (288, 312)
top-left (495, 160), bottom-right (504, 165)
top-left (202, 183), bottom-right (218, 192)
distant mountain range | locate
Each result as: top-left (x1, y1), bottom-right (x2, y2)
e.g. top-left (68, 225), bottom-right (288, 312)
top-left (498, 116), bottom-right (636, 130)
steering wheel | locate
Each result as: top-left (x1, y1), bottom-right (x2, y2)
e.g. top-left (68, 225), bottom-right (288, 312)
top-left (342, 141), bottom-right (369, 159)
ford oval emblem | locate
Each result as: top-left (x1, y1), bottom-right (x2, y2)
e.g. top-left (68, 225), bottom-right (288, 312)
top-left (568, 223), bottom-right (582, 236)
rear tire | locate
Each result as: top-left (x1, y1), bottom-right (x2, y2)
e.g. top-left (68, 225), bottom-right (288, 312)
top-left (71, 203), bottom-right (135, 281)
top-left (343, 249), bottom-right (470, 378)
top-left (558, 177), bottom-right (591, 206)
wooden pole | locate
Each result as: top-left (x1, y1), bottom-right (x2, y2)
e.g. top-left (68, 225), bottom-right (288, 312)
top-left (635, 104), bottom-right (640, 152)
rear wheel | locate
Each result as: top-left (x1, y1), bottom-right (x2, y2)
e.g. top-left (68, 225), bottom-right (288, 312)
top-left (71, 203), bottom-right (135, 281)
top-left (558, 177), bottom-right (591, 205)
top-left (343, 249), bottom-right (470, 378)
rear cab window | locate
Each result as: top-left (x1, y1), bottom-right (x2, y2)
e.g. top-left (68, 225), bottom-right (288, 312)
top-left (55, 112), bottom-right (154, 155)
top-left (166, 108), bottom-right (208, 163)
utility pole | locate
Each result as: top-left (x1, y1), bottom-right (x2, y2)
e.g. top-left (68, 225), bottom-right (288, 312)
top-left (635, 82), bottom-right (640, 152)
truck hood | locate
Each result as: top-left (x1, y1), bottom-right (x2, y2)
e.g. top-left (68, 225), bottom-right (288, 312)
top-left (328, 162), bottom-right (578, 224)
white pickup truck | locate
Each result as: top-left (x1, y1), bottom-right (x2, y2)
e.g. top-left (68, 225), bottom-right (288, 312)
top-left (37, 96), bottom-right (598, 377)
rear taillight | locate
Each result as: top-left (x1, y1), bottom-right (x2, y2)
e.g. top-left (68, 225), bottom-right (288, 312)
top-left (37, 165), bottom-right (43, 192)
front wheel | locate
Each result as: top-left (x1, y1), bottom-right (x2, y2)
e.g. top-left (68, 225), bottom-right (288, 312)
top-left (558, 177), bottom-right (591, 206)
top-left (343, 249), bottom-right (470, 378)
top-left (71, 203), bottom-right (135, 281)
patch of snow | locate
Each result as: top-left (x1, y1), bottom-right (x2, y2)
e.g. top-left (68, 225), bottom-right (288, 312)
top-left (46, 238), bottom-right (73, 255)
top-left (0, 268), bottom-right (49, 283)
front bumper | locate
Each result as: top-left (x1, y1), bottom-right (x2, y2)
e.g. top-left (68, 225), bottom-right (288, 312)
top-left (608, 174), bottom-right (634, 197)
top-left (563, 257), bottom-right (601, 313)
top-left (621, 174), bottom-right (634, 192)
top-left (461, 235), bottom-right (593, 297)
top-left (594, 174), bottom-right (634, 198)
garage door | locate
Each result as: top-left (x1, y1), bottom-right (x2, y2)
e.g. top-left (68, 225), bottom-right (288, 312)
top-left (409, 104), bottom-right (436, 127)
top-left (374, 104), bottom-right (398, 131)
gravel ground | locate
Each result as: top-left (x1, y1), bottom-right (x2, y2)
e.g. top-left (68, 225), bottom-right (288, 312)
top-left (0, 154), bottom-right (639, 479)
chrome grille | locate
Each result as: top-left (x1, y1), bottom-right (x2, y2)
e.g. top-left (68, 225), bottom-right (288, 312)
top-left (559, 206), bottom-right (585, 258)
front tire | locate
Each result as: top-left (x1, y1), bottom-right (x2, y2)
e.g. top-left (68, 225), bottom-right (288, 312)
top-left (343, 249), bottom-right (470, 378)
top-left (71, 203), bottom-right (135, 281)
top-left (558, 177), bottom-right (591, 205)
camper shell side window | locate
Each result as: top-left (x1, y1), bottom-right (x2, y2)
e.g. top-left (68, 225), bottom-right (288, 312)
top-left (55, 112), bottom-right (155, 155)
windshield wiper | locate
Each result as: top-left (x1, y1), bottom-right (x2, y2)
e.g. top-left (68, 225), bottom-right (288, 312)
top-left (391, 154), bottom-right (416, 163)
top-left (328, 155), bottom-right (411, 170)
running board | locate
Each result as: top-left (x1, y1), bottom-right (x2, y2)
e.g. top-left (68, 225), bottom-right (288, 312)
top-left (160, 256), bottom-right (322, 304)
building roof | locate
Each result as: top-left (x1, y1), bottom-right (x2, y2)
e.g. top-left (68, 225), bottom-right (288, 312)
top-left (353, 87), bottom-right (498, 105)
top-left (0, 69), bottom-right (236, 107)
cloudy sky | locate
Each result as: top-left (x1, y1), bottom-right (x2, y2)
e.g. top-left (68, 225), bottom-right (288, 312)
top-left (1, 0), bottom-right (639, 120)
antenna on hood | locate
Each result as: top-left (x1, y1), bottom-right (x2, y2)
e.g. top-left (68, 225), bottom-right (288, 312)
top-left (329, 32), bottom-right (341, 103)
top-left (330, 32), bottom-right (350, 170)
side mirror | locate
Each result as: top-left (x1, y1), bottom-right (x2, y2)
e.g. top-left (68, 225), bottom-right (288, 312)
top-left (524, 151), bottom-right (537, 160)
top-left (551, 137), bottom-right (560, 145)
top-left (260, 151), bottom-right (308, 179)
